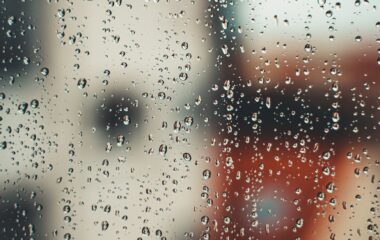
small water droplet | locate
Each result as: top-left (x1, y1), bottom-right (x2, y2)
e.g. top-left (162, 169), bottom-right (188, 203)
top-left (77, 78), bottom-right (87, 89)
top-left (183, 152), bottom-right (192, 161)
top-left (40, 67), bottom-right (49, 76)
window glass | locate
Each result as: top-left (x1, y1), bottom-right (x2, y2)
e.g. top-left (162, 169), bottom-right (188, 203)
top-left (0, 1), bottom-right (379, 239)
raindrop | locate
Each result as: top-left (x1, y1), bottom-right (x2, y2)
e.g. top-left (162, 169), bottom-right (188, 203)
top-left (101, 221), bottom-right (109, 231)
top-left (181, 42), bottom-right (189, 50)
top-left (117, 135), bottom-right (125, 146)
top-left (159, 144), bottom-right (168, 155)
top-left (123, 115), bottom-right (131, 125)
top-left (18, 102), bottom-right (28, 114)
top-left (295, 218), bottom-right (304, 228)
top-left (322, 151), bottom-right (331, 160)
top-left (183, 152), bottom-right (192, 161)
top-left (30, 99), bottom-right (39, 109)
top-left (184, 116), bottom-right (194, 126)
top-left (40, 67), bottom-right (49, 76)
top-left (203, 169), bottom-right (211, 180)
top-left (179, 72), bottom-right (188, 81)
top-left (77, 78), bottom-right (87, 89)
top-left (318, 0), bottom-right (326, 7)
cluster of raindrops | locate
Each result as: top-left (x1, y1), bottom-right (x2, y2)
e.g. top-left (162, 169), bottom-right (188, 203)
top-left (0, 0), bottom-right (379, 240)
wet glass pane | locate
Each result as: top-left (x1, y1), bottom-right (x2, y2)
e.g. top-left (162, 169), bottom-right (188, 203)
top-left (0, 0), bottom-right (379, 239)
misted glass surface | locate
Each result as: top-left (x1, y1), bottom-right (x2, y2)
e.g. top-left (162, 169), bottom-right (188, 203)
top-left (0, 0), bottom-right (379, 239)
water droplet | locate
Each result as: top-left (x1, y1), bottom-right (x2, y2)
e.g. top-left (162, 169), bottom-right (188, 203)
top-left (0, 141), bottom-right (7, 150)
top-left (123, 115), bottom-right (131, 125)
top-left (355, 35), bottom-right (362, 42)
top-left (179, 72), bottom-right (188, 81)
top-left (7, 16), bottom-right (15, 26)
top-left (117, 135), bottom-right (125, 146)
top-left (318, 0), bottom-right (326, 7)
top-left (40, 67), bottom-right (49, 76)
top-left (18, 102), bottom-right (28, 114)
top-left (77, 78), bottom-right (87, 89)
top-left (203, 169), bottom-right (211, 179)
top-left (184, 116), bottom-right (194, 126)
top-left (296, 218), bottom-right (304, 228)
top-left (159, 144), bottom-right (168, 155)
top-left (101, 221), bottom-right (109, 231)
top-left (201, 216), bottom-right (209, 225)
top-left (105, 142), bottom-right (112, 152)
top-left (181, 42), bottom-right (189, 50)
top-left (322, 151), bottom-right (331, 160)
top-left (332, 112), bottom-right (340, 122)
top-left (30, 99), bottom-right (39, 109)
top-left (183, 152), bottom-right (192, 161)
top-left (142, 226), bottom-right (150, 236)
top-left (265, 97), bottom-right (271, 109)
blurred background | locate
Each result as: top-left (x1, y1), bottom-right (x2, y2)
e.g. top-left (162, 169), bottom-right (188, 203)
top-left (0, 0), bottom-right (379, 239)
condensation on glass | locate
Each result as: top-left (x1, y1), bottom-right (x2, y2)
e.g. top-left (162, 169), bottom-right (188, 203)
top-left (0, 0), bottom-right (379, 239)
